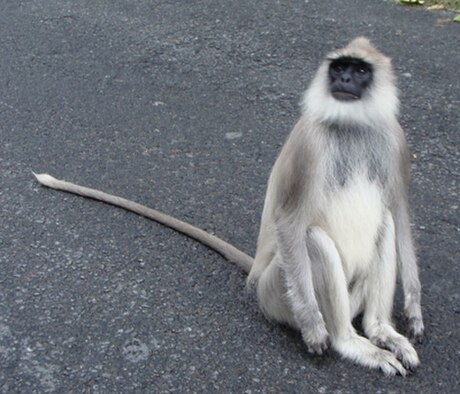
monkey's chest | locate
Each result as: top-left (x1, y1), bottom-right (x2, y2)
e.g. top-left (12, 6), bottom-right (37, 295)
top-left (319, 175), bottom-right (385, 280)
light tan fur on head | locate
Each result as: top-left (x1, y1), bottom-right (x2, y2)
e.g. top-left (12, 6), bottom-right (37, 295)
top-left (303, 37), bottom-right (399, 126)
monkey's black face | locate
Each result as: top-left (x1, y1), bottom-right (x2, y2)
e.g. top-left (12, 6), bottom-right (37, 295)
top-left (328, 57), bottom-right (373, 102)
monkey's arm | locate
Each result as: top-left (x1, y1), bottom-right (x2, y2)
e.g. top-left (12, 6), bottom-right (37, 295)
top-left (275, 212), bottom-right (329, 354)
top-left (393, 195), bottom-right (424, 343)
top-left (269, 127), bottom-right (329, 353)
top-left (392, 130), bottom-right (424, 342)
top-left (33, 173), bottom-right (253, 273)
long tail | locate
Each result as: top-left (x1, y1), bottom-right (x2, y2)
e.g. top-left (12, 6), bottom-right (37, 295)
top-left (33, 173), bottom-right (254, 274)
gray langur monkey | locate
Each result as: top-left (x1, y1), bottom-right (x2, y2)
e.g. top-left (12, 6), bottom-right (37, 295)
top-left (34, 37), bottom-right (423, 376)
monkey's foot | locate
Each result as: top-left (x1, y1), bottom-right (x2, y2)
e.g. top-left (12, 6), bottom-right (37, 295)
top-left (334, 335), bottom-right (407, 376)
top-left (371, 335), bottom-right (419, 371)
top-left (373, 348), bottom-right (407, 377)
top-left (365, 322), bottom-right (419, 371)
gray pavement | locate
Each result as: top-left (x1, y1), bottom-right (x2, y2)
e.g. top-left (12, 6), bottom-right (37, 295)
top-left (1, 0), bottom-right (459, 392)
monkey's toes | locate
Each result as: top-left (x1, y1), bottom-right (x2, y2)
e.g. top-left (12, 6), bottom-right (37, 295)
top-left (378, 350), bottom-right (407, 377)
top-left (396, 345), bottom-right (420, 372)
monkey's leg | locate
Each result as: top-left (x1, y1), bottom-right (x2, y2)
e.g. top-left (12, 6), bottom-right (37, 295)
top-left (258, 227), bottom-right (406, 374)
top-left (362, 212), bottom-right (419, 371)
top-left (349, 281), bottom-right (366, 320)
top-left (306, 227), bottom-right (407, 376)
top-left (256, 256), bottom-right (296, 327)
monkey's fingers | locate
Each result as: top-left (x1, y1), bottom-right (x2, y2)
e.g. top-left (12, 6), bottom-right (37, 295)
top-left (408, 317), bottom-right (424, 344)
top-left (302, 325), bottom-right (330, 355)
top-left (307, 340), bottom-right (330, 356)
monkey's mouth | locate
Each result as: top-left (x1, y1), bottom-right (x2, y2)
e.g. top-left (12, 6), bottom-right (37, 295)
top-left (331, 91), bottom-right (360, 101)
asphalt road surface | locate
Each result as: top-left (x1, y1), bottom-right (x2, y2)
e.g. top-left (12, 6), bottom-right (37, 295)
top-left (1, 1), bottom-right (459, 392)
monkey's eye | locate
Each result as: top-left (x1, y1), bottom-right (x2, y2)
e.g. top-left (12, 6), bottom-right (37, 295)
top-left (356, 67), bottom-right (368, 74)
top-left (331, 63), bottom-right (344, 73)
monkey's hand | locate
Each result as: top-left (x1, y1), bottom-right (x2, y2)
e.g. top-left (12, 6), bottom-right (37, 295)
top-left (407, 316), bottom-right (424, 344)
top-left (301, 316), bottom-right (330, 355)
top-left (405, 297), bottom-right (424, 344)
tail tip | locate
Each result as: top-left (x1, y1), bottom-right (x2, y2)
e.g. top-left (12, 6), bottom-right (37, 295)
top-left (33, 172), bottom-right (57, 186)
